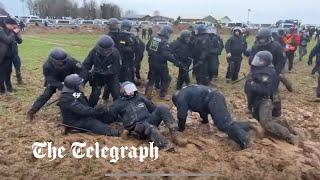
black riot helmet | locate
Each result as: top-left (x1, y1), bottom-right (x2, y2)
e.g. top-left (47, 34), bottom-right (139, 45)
top-left (256, 28), bottom-right (272, 46)
top-left (121, 19), bottom-right (132, 32)
top-left (251, 50), bottom-right (273, 67)
top-left (95, 35), bottom-right (115, 56)
top-left (49, 47), bottom-right (68, 69)
top-left (108, 18), bottom-right (120, 32)
top-left (62, 74), bottom-right (84, 93)
top-left (180, 30), bottom-right (191, 43)
top-left (158, 25), bottom-right (173, 39)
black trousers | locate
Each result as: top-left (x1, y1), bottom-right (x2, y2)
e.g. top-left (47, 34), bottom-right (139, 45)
top-left (31, 86), bottom-right (57, 112)
top-left (132, 106), bottom-right (177, 148)
top-left (194, 60), bottom-right (209, 85)
top-left (90, 74), bottom-right (120, 107)
top-left (119, 58), bottom-right (135, 82)
top-left (317, 73), bottom-right (320, 98)
top-left (65, 117), bottom-right (116, 136)
top-left (135, 55), bottom-right (144, 79)
top-left (226, 56), bottom-right (242, 81)
top-left (176, 67), bottom-right (190, 90)
top-left (286, 51), bottom-right (295, 71)
top-left (0, 60), bottom-right (13, 93)
top-left (311, 58), bottom-right (320, 75)
top-left (208, 55), bottom-right (220, 80)
top-left (147, 63), bottom-right (171, 97)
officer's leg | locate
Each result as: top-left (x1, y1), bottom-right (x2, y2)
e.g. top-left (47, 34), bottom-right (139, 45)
top-left (287, 52), bottom-right (294, 71)
top-left (140, 122), bottom-right (168, 148)
top-left (317, 74), bottom-right (320, 98)
top-left (208, 58), bottom-right (214, 81)
top-left (145, 64), bottom-right (155, 99)
top-left (159, 66), bottom-right (171, 98)
top-left (226, 58), bottom-right (234, 82)
top-left (196, 61), bottom-right (209, 85)
top-left (200, 112), bottom-right (209, 124)
top-left (13, 54), bottom-right (24, 84)
top-left (27, 86), bottom-right (56, 120)
top-left (176, 68), bottom-right (184, 90)
top-left (233, 60), bottom-right (242, 81)
top-left (71, 118), bottom-right (119, 136)
top-left (89, 85), bottom-right (102, 107)
top-left (0, 68), bottom-right (6, 94)
top-left (106, 75), bottom-right (120, 101)
top-left (272, 92), bottom-right (282, 117)
top-left (311, 59), bottom-right (320, 75)
top-left (207, 92), bottom-right (250, 149)
top-left (5, 68), bottom-right (13, 92)
top-left (258, 99), bottom-right (294, 143)
top-left (128, 59), bottom-right (135, 82)
top-left (212, 56), bottom-right (220, 79)
top-left (135, 57), bottom-right (142, 79)
top-left (102, 85), bottom-right (110, 101)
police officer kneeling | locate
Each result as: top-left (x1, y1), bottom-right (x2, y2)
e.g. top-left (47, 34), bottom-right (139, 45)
top-left (245, 51), bottom-right (298, 144)
top-left (172, 85), bottom-right (251, 149)
top-left (108, 81), bottom-right (186, 149)
top-left (57, 74), bottom-right (119, 136)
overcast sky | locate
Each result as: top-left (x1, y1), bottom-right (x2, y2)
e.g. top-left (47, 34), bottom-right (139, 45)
top-left (2, 0), bottom-right (319, 24)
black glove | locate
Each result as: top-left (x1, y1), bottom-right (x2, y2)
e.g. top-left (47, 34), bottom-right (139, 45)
top-left (106, 128), bottom-right (120, 137)
top-left (308, 59), bottom-right (313, 66)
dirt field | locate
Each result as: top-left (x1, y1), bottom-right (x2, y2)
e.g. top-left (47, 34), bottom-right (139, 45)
top-left (0, 26), bottom-right (319, 179)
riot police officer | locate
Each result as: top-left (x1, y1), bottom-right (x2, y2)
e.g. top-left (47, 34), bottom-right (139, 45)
top-left (249, 28), bottom-right (287, 115)
top-left (245, 51), bottom-right (297, 144)
top-left (118, 20), bottom-right (139, 82)
top-left (172, 85), bottom-right (251, 149)
top-left (82, 35), bottom-right (121, 107)
top-left (108, 81), bottom-right (186, 149)
top-left (145, 25), bottom-right (183, 100)
top-left (170, 30), bottom-right (193, 90)
top-left (225, 27), bottom-right (247, 83)
top-left (27, 48), bottom-right (84, 120)
top-left (207, 26), bottom-right (224, 81)
top-left (192, 24), bottom-right (211, 85)
top-left (57, 74), bottom-right (119, 136)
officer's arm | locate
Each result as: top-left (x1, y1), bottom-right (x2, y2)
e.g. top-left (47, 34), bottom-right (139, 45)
top-left (107, 101), bottom-right (123, 122)
top-left (274, 47), bottom-right (286, 74)
top-left (82, 51), bottom-right (94, 78)
top-left (309, 43), bottom-right (320, 61)
top-left (69, 57), bottom-right (85, 77)
top-left (249, 75), bottom-right (273, 96)
top-left (160, 43), bottom-right (179, 65)
top-left (43, 64), bottom-right (63, 90)
top-left (243, 39), bottom-right (248, 53)
top-left (15, 32), bottom-right (23, 44)
top-left (141, 96), bottom-right (156, 112)
top-left (248, 46), bottom-right (256, 65)
top-left (60, 96), bottom-right (102, 116)
top-left (176, 100), bottom-right (189, 132)
top-left (0, 29), bottom-right (15, 45)
top-left (218, 37), bottom-right (224, 54)
top-left (224, 38), bottom-right (232, 54)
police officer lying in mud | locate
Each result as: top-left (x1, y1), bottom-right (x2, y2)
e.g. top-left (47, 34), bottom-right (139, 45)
top-left (107, 81), bottom-right (187, 149)
top-left (245, 51), bottom-right (298, 144)
top-left (27, 48), bottom-right (84, 120)
top-left (172, 85), bottom-right (252, 149)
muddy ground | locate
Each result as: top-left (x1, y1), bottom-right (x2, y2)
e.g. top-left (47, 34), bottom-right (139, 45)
top-left (0, 27), bottom-right (319, 179)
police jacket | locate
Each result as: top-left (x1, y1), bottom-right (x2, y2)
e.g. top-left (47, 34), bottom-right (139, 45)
top-left (170, 38), bottom-right (193, 66)
top-left (225, 35), bottom-right (247, 56)
top-left (43, 57), bottom-right (83, 90)
top-left (108, 94), bottom-right (156, 130)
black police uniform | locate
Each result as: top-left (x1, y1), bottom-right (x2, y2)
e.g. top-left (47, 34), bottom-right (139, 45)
top-left (172, 85), bottom-right (250, 149)
top-left (225, 34), bottom-right (247, 81)
top-left (58, 87), bottom-right (118, 136)
top-left (118, 31), bottom-right (139, 82)
top-left (29, 56), bottom-right (83, 115)
top-left (249, 41), bottom-right (286, 116)
top-left (309, 42), bottom-right (320, 97)
top-left (82, 47), bottom-right (121, 107)
top-left (245, 64), bottom-right (295, 143)
top-left (193, 33), bottom-right (212, 85)
top-left (170, 37), bottom-right (192, 89)
top-left (108, 94), bottom-right (178, 148)
top-left (0, 27), bottom-right (18, 93)
top-left (134, 37), bottom-right (146, 80)
top-left (208, 33), bottom-right (224, 80)
top-left (145, 34), bottom-right (179, 98)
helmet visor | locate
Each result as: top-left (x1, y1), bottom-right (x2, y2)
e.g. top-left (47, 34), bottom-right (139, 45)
top-left (123, 83), bottom-right (138, 95)
top-left (251, 55), bottom-right (266, 67)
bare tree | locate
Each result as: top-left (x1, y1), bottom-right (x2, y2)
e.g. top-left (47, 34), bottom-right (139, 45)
top-left (124, 10), bottom-right (136, 17)
top-left (100, 3), bottom-right (121, 19)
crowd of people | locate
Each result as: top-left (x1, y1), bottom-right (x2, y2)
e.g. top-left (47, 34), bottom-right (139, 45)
top-left (1, 16), bottom-right (319, 150)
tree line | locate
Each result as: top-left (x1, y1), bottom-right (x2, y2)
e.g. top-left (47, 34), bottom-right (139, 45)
top-left (26, 0), bottom-right (121, 19)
